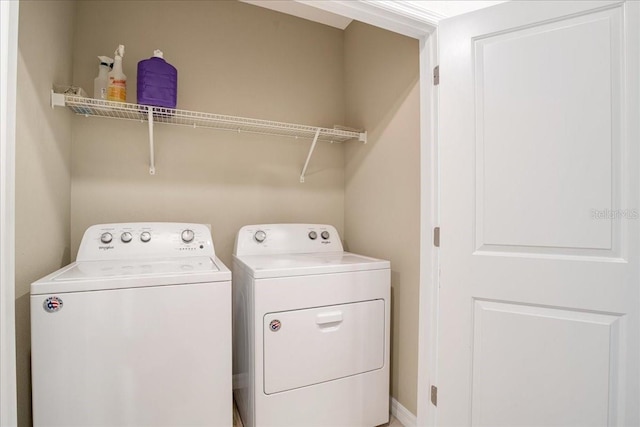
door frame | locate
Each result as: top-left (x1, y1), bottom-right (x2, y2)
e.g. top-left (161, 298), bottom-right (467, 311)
top-left (0, 0), bottom-right (19, 425)
top-left (297, 2), bottom-right (440, 425)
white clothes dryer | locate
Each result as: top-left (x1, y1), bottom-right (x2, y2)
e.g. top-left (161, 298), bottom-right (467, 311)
top-left (31, 223), bottom-right (232, 427)
top-left (232, 224), bottom-right (390, 427)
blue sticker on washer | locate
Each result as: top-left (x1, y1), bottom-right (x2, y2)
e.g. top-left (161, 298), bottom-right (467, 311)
top-left (269, 319), bottom-right (281, 332)
top-left (43, 296), bottom-right (63, 313)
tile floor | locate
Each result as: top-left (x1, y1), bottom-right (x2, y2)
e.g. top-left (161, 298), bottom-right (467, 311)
top-left (232, 402), bottom-right (404, 427)
top-left (380, 415), bottom-right (405, 427)
top-left (232, 402), bottom-right (243, 427)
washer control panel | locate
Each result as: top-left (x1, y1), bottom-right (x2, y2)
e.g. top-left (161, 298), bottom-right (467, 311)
top-left (77, 223), bottom-right (215, 261)
top-left (235, 224), bottom-right (343, 256)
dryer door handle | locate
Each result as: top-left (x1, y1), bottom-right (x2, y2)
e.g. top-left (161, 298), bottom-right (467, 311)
top-left (316, 311), bottom-right (343, 325)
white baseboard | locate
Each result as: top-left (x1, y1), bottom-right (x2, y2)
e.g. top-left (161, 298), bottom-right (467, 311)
top-left (390, 397), bottom-right (417, 427)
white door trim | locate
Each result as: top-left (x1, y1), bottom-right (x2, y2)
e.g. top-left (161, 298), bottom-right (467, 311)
top-left (295, 2), bottom-right (440, 425)
top-left (416, 29), bottom-right (439, 427)
top-left (0, 0), bottom-right (19, 425)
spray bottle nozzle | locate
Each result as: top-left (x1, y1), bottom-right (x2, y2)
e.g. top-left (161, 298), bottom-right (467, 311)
top-left (114, 44), bottom-right (125, 59)
top-left (97, 56), bottom-right (114, 69)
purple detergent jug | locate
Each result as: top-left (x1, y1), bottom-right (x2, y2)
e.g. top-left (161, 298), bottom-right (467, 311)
top-left (137, 50), bottom-right (177, 109)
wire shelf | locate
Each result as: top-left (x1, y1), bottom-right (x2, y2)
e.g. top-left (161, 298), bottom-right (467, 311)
top-left (55, 94), bottom-right (365, 143)
top-left (50, 91), bottom-right (366, 180)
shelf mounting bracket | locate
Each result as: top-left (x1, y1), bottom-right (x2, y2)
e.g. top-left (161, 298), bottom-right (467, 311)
top-left (359, 131), bottom-right (367, 143)
top-left (50, 90), bottom-right (66, 109)
top-left (147, 106), bottom-right (156, 175)
top-left (300, 128), bottom-right (321, 183)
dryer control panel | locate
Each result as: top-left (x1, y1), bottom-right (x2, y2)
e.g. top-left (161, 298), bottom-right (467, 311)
top-left (77, 223), bottom-right (215, 261)
top-left (234, 224), bottom-right (343, 256)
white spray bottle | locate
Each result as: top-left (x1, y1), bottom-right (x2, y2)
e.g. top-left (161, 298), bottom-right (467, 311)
top-left (93, 56), bottom-right (113, 100)
top-left (107, 45), bottom-right (127, 102)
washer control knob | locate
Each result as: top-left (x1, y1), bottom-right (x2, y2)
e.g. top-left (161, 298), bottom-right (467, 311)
top-left (181, 229), bottom-right (195, 243)
top-left (254, 230), bottom-right (267, 243)
top-left (140, 231), bottom-right (151, 243)
top-left (100, 232), bottom-right (113, 244)
top-left (120, 232), bottom-right (132, 243)
top-left (308, 231), bottom-right (318, 240)
top-left (321, 231), bottom-right (330, 240)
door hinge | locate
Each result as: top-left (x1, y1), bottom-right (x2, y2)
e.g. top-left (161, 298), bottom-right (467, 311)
top-left (433, 65), bottom-right (439, 86)
top-left (433, 227), bottom-right (440, 247)
top-left (431, 385), bottom-right (438, 406)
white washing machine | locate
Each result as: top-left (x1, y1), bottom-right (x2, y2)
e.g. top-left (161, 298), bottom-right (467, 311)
top-left (232, 224), bottom-right (390, 427)
top-left (31, 222), bottom-right (232, 427)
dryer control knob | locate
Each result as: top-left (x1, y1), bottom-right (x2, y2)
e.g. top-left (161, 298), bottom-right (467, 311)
top-left (308, 231), bottom-right (318, 240)
top-left (140, 231), bottom-right (151, 243)
top-left (100, 232), bottom-right (113, 244)
top-left (254, 230), bottom-right (267, 243)
top-left (181, 229), bottom-right (195, 243)
top-left (120, 232), bottom-right (132, 243)
top-left (321, 231), bottom-right (330, 240)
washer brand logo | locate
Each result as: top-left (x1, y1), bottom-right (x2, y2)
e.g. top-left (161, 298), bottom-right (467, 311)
top-left (269, 319), bottom-right (281, 332)
top-left (43, 296), bottom-right (63, 313)
top-left (99, 245), bottom-right (114, 251)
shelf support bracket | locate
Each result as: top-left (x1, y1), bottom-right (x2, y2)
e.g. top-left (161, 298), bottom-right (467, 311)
top-left (300, 128), bottom-right (321, 183)
top-left (147, 106), bottom-right (156, 175)
top-left (359, 131), bottom-right (367, 143)
top-left (50, 90), bottom-right (66, 109)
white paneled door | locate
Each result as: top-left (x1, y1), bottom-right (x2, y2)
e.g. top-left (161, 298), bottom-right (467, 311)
top-left (438, 1), bottom-right (639, 426)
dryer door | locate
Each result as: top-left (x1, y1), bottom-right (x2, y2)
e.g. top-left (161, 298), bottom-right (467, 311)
top-left (263, 299), bottom-right (385, 394)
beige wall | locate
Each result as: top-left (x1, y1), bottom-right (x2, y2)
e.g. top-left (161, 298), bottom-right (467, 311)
top-left (70, 1), bottom-right (346, 267)
top-left (15, 1), bottom-right (76, 426)
top-left (344, 21), bottom-right (421, 414)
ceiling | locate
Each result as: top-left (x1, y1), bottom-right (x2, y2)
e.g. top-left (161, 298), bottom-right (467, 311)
top-left (240, 0), bottom-right (507, 30)
top-left (400, 1), bottom-right (507, 20)
top-left (241, 0), bottom-right (353, 29)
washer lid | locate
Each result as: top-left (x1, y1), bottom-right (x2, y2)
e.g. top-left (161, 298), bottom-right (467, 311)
top-left (31, 256), bottom-right (231, 295)
top-left (235, 252), bottom-right (390, 279)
